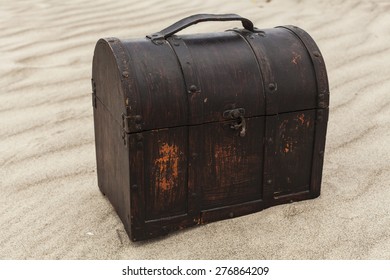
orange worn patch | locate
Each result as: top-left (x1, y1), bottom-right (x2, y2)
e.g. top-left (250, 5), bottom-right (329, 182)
top-left (154, 143), bottom-right (179, 192)
top-left (298, 113), bottom-right (305, 125)
top-left (297, 113), bottom-right (312, 128)
top-left (283, 139), bottom-right (297, 154)
top-left (291, 51), bottom-right (302, 65)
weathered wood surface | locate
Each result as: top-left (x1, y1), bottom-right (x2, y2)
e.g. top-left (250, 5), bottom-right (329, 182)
top-left (0, 0), bottom-right (389, 259)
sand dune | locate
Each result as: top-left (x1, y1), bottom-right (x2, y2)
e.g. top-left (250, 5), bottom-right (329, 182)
top-left (1, 0), bottom-right (389, 259)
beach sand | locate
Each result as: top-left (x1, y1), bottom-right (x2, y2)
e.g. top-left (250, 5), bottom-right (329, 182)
top-left (0, 0), bottom-right (389, 259)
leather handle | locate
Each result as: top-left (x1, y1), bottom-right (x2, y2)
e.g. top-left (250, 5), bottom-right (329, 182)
top-left (148, 14), bottom-right (254, 40)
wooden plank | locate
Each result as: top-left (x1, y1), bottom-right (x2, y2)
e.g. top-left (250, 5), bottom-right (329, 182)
top-left (142, 127), bottom-right (188, 221)
top-left (190, 117), bottom-right (265, 210)
top-left (274, 110), bottom-right (316, 197)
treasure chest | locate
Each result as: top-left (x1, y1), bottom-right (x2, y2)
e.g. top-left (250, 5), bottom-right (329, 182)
top-left (91, 14), bottom-right (329, 241)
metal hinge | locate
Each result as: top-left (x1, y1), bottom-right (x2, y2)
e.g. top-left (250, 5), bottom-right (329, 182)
top-left (121, 113), bottom-right (131, 133)
top-left (122, 113), bottom-right (142, 137)
top-left (91, 78), bottom-right (97, 108)
top-left (121, 113), bottom-right (130, 146)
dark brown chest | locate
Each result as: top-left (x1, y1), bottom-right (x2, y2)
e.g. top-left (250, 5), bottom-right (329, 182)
top-left (91, 14), bottom-right (329, 241)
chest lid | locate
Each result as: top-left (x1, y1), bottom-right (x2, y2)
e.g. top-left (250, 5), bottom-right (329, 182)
top-left (92, 14), bottom-right (328, 134)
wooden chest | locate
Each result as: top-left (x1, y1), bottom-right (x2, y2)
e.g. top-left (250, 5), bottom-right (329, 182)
top-left (91, 14), bottom-right (329, 241)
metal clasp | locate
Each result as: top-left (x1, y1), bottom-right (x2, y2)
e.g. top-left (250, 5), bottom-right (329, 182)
top-left (223, 108), bottom-right (246, 137)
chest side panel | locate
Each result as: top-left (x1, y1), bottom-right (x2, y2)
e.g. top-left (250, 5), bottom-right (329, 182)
top-left (92, 40), bottom-right (131, 236)
top-left (92, 39), bottom-right (127, 128)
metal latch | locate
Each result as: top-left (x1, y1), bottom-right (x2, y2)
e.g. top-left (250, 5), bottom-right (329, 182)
top-left (223, 108), bottom-right (246, 137)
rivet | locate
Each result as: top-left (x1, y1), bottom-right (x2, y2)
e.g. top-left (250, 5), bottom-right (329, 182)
top-left (313, 51), bottom-right (321, 57)
top-left (192, 152), bottom-right (198, 159)
top-left (268, 83), bottom-right (276, 91)
top-left (125, 98), bottom-right (129, 106)
top-left (319, 93), bottom-right (325, 100)
top-left (173, 41), bottom-right (180, 46)
top-left (267, 137), bottom-right (273, 144)
top-left (248, 35), bottom-right (255, 39)
top-left (189, 85), bottom-right (197, 93)
top-left (267, 179), bottom-right (273, 184)
top-left (319, 151), bottom-right (324, 157)
top-left (318, 101), bottom-right (325, 108)
top-left (191, 192), bottom-right (197, 197)
top-left (229, 212), bottom-right (234, 218)
top-left (162, 226), bottom-right (168, 232)
top-left (136, 124), bottom-right (142, 130)
top-left (122, 71), bottom-right (129, 78)
top-left (134, 115), bottom-right (142, 124)
top-left (131, 184), bottom-right (138, 191)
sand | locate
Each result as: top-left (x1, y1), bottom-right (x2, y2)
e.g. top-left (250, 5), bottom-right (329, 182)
top-left (0, 0), bottom-right (389, 259)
